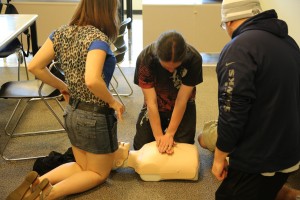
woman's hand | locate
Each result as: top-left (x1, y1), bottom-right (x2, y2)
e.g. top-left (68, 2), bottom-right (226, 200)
top-left (60, 88), bottom-right (70, 103)
top-left (109, 99), bottom-right (125, 121)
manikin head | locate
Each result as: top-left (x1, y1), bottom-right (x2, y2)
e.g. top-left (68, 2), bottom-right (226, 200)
top-left (112, 142), bottom-right (130, 169)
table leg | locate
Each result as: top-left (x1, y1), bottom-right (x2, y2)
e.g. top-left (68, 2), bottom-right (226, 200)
top-left (30, 22), bottom-right (39, 56)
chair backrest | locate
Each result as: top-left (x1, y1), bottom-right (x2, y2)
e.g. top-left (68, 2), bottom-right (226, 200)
top-left (112, 18), bottom-right (131, 65)
top-left (0, 2), bottom-right (18, 14)
top-left (115, 50), bottom-right (126, 65)
top-left (119, 17), bottom-right (131, 35)
top-left (113, 34), bottom-right (126, 49)
top-left (113, 17), bottom-right (131, 50)
top-left (114, 45), bottom-right (127, 57)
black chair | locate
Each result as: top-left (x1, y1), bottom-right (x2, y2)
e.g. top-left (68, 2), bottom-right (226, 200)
top-left (0, 62), bottom-right (65, 161)
top-left (0, 1), bottom-right (30, 81)
top-left (111, 18), bottom-right (133, 97)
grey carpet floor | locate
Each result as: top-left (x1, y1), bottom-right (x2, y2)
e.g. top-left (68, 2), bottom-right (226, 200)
top-left (0, 67), bottom-right (299, 200)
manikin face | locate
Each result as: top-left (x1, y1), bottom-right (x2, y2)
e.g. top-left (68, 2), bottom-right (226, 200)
top-left (159, 60), bottom-right (182, 73)
top-left (112, 142), bottom-right (130, 169)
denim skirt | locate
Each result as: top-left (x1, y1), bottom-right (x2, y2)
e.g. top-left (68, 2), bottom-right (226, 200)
top-left (63, 105), bottom-right (118, 154)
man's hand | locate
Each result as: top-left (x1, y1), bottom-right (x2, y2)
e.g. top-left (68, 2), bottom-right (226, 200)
top-left (212, 158), bottom-right (228, 181)
top-left (212, 147), bottom-right (229, 181)
top-left (156, 133), bottom-right (175, 154)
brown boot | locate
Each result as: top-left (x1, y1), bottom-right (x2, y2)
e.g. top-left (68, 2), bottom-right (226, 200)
top-left (23, 178), bottom-right (52, 200)
top-left (6, 171), bottom-right (39, 200)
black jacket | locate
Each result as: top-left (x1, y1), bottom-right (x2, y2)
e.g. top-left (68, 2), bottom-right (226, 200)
top-left (216, 10), bottom-right (300, 173)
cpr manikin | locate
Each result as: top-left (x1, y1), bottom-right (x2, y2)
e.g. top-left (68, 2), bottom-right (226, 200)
top-left (113, 142), bottom-right (200, 181)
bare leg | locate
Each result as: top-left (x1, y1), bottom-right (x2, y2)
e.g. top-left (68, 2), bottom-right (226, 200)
top-left (39, 162), bottom-right (82, 185)
top-left (40, 145), bottom-right (114, 199)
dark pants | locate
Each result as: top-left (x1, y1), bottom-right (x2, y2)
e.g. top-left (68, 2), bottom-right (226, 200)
top-left (216, 167), bottom-right (290, 200)
top-left (133, 101), bottom-right (196, 150)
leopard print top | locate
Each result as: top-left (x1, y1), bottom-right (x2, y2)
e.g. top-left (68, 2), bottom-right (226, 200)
top-left (52, 25), bottom-right (115, 106)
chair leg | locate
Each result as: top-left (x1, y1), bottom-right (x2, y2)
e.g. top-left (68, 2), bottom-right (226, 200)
top-left (40, 95), bottom-right (65, 128)
top-left (1, 141), bottom-right (47, 161)
top-left (112, 64), bottom-right (133, 96)
top-left (112, 75), bottom-right (119, 88)
top-left (5, 98), bottom-right (65, 136)
top-left (110, 83), bottom-right (125, 106)
top-left (110, 75), bottom-right (119, 92)
top-left (4, 99), bottom-right (29, 136)
top-left (1, 97), bottom-right (65, 161)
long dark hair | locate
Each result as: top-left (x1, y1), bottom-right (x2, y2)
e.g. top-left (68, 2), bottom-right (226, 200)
top-left (155, 30), bottom-right (187, 62)
top-left (69, 0), bottom-right (119, 41)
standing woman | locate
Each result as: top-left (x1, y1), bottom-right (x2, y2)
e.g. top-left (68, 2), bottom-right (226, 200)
top-left (6, 0), bottom-right (124, 199)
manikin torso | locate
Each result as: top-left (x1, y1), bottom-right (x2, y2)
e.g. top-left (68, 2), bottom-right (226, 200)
top-left (113, 142), bottom-right (199, 181)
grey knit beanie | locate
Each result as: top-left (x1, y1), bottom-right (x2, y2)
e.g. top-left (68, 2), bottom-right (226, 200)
top-left (221, 0), bottom-right (262, 23)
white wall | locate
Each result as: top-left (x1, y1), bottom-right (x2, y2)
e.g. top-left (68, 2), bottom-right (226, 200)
top-left (12, 0), bottom-right (300, 48)
top-left (13, 2), bottom-right (77, 46)
top-left (13, 1), bottom-right (142, 47)
top-left (260, 0), bottom-right (300, 45)
top-left (141, 0), bottom-right (300, 48)
top-left (143, 2), bottom-right (229, 53)
top-left (133, 0), bottom-right (142, 10)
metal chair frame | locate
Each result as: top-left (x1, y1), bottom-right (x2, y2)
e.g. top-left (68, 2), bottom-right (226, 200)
top-left (111, 17), bottom-right (133, 97)
top-left (0, 62), bottom-right (65, 161)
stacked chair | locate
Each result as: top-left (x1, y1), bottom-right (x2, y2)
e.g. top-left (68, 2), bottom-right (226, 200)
top-left (110, 17), bottom-right (133, 101)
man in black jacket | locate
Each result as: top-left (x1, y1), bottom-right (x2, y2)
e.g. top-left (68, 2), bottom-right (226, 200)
top-left (212, 0), bottom-right (300, 199)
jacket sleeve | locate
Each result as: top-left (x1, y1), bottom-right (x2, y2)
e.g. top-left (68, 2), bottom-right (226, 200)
top-left (216, 45), bottom-right (257, 153)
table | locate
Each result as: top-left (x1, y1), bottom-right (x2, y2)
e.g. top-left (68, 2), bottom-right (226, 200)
top-left (0, 14), bottom-right (39, 55)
